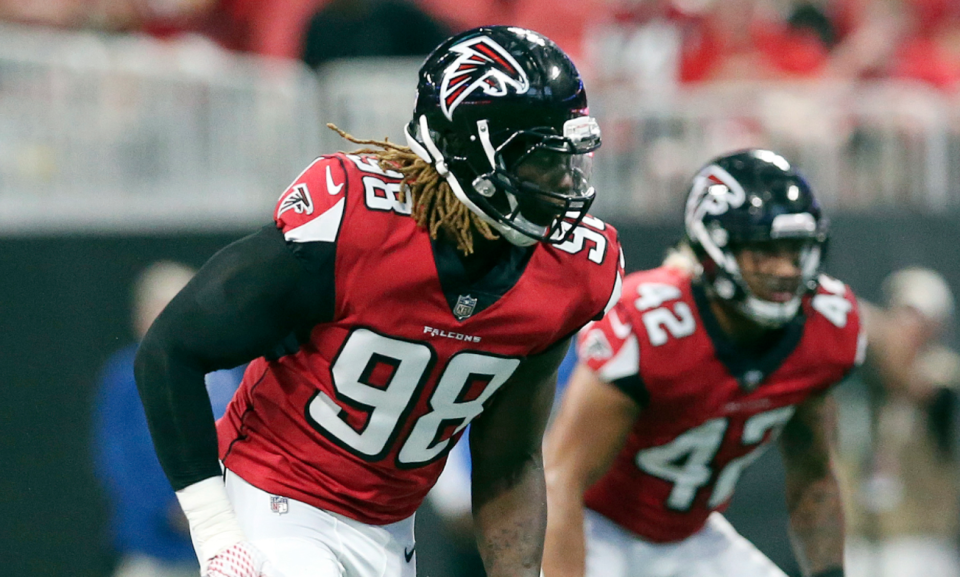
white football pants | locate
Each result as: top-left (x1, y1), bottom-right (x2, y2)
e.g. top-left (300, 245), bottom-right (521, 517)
top-left (224, 470), bottom-right (416, 577)
top-left (584, 510), bottom-right (787, 577)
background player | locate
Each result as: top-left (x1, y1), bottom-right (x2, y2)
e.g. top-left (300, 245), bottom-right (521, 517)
top-left (134, 25), bottom-right (623, 577)
top-left (543, 149), bottom-right (863, 577)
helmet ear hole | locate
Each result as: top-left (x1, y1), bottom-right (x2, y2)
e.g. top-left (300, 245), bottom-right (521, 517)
top-left (714, 277), bottom-right (736, 300)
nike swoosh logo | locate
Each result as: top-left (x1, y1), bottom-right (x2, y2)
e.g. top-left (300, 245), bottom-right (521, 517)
top-left (326, 165), bottom-right (343, 195)
top-left (404, 546), bottom-right (415, 563)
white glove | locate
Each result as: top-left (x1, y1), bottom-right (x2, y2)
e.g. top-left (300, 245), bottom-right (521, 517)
top-left (205, 541), bottom-right (282, 577)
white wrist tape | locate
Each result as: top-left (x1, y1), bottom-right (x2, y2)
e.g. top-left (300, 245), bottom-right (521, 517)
top-left (176, 476), bottom-right (247, 565)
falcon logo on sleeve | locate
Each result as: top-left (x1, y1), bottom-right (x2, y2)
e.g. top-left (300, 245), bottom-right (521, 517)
top-left (278, 184), bottom-right (314, 217)
top-left (439, 36), bottom-right (530, 120)
top-left (580, 327), bottom-right (613, 362)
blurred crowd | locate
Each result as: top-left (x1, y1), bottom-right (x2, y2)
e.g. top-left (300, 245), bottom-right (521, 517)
top-left (6, 0), bottom-right (960, 223)
top-left (5, 0), bottom-right (960, 225)
top-left (3, 0), bottom-right (960, 91)
top-left (586, 0), bottom-right (960, 90)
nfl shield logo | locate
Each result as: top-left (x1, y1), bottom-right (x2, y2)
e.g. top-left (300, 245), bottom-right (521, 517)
top-left (269, 495), bottom-right (289, 515)
top-left (453, 295), bottom-right (478, 321)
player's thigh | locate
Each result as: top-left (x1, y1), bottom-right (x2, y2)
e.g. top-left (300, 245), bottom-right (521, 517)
top-left (682, 513), bottom-right (787, 577)
top-left (333, 511), bottom-right (416, 577)
top-left (254, 537), bottom-right (342, 577)
top-left (848, 536), bottom-right (960, 577)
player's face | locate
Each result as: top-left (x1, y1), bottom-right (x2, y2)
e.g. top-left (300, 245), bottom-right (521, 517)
top-left (512, 150), bottom-right (586, 226)
top-left (734, 240), bottom-right (805, 303)
top-left (514, 149), bottom-right (576, 194)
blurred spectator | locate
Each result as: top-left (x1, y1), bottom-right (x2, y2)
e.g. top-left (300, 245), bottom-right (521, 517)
top-left (0, 0), bottom-right (87, 27)
top-left (841, 267), bottom-right (960, 577)
top-left (583, 0), bottom-right (842, 93)
top-left (127, 0), bottom-right (330, 59)
top-left (581, 0), bottom-right (683, 92)
top-left (93, 261), bottom-right (244, 577)
top-left (301, 0), bottom-right (450, 69)
top-left (678, 0), bottom-right (838, 82)
top-left (823, 0), bottom-right (903, 80)
top-left (888, 0), bottom-right (960, 90)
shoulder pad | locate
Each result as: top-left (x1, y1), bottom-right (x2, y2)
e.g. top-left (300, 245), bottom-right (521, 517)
top-left (550, 215), bottom-right (624, 320)
top-left (578, 300), bottom-right (640, 382)
top-left (809, 274), bottom-right (866, 369)
top-left (274, 155), bottom-right (349, 243)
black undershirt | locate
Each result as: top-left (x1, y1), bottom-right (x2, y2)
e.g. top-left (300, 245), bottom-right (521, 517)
top-left (431, 236), bottom-right (535, 321)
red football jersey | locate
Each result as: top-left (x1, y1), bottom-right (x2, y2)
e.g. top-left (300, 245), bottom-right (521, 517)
top-left (218, 153), bottom-right (623, 525)
top-left (578, 265), bottom-right (864, 542)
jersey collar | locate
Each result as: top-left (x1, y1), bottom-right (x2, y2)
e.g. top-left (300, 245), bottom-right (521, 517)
top-left (690, 281), bottom-right (807, 391)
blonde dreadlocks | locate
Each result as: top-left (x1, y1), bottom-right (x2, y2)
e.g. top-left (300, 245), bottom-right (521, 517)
top-left (327, 124), bottom-right (499, 256)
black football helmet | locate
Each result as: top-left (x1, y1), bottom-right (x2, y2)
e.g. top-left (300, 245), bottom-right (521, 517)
top-left (405, 25), bottom-right (601, 246)
top-left (683, 149), bottom-right (829, 326)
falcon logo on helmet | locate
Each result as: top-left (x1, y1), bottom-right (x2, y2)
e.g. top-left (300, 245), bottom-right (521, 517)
top-left (439, 36), bottom-right (530, 121)
top-left (685, 165), bottom-right (747, 225)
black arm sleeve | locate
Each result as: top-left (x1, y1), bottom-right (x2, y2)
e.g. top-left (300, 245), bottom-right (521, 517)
top-left (134, 225), bottom-right (335, 490)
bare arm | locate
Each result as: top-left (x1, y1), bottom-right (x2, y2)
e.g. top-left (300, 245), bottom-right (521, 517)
top-left (543, 363), bottom-right (641, 577)
top-left (467, 338), bottom-right (568, 577)
top-left (778, 392), bottom-right (845, 577)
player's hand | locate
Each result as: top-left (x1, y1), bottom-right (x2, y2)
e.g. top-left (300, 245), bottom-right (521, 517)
top-left (203, 541), bottom-right (283, 577)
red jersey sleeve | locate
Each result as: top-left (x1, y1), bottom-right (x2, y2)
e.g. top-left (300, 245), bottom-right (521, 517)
top-left (577, 297), bottom-right (648, 406)
top-left (532, 215), bottom-right (625, 354)
top-left (274, 155), bottom-right (349, 244)
top-left (566, 215), bottom-right (625, 325)
top-left (808, 273), bottom-right (867, 388)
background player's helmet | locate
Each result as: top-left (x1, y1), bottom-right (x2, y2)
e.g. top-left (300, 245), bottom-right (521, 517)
top-left (683, 149), bottom-right (829, 326)
top-left (405, 25), bottom-right (601, 247)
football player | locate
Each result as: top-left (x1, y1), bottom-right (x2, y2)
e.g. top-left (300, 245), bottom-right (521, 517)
top-left (134, 26), bottom-right (623, 577)
top-left (543, 149), bottom-right (864, 577)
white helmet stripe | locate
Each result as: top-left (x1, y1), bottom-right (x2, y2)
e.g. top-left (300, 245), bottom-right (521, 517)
top-left (476, 119), bottom-right (497, 171)
top-left (417, 115), bottom-right (450, 177)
